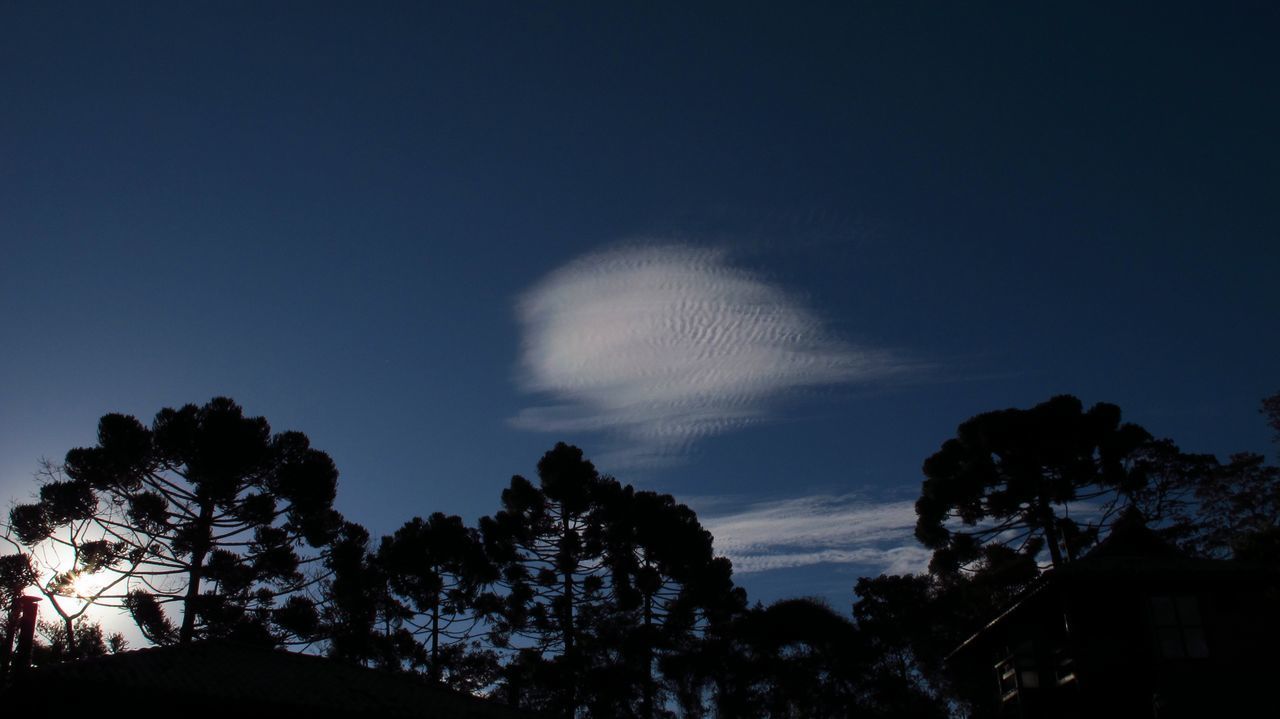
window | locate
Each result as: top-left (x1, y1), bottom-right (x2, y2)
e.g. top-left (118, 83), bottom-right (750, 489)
top-left (995, 642), bottom-right (1044, 705)
top-left (996, 656), bottom-right (1019, 703)
top-left (1052, 648), bottom-right (1077, 686)
top-left (1148, 595), bottom-right (1208, 658)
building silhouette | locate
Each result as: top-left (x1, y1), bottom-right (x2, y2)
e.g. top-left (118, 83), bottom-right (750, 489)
top-left (948, 512), bottom-right (1280, 718)
top-left (1, 639), bottom-right (531, 718)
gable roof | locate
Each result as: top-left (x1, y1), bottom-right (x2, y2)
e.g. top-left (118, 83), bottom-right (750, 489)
top-left (947, 512), bottom-right (1277, 662)
top-left (2, 641), bottom-right (530, 718)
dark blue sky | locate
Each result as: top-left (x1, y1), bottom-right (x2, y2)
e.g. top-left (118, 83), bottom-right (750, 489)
top-left (3, 1), bottom-right (1277, 610)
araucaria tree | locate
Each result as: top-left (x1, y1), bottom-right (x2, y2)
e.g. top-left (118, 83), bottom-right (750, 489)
top-left (6, 397), bottom-right (344, 646)
top-left (377, 512), bottom-right (500, 689)
top-left (482, 443), bottom-right (744, 719)
top-left (914, 395), bottom-right (1155, 581)
top-left (482, 443), bottom-right (613, 717)
top-left (596, 486), bottom-right (743, 719)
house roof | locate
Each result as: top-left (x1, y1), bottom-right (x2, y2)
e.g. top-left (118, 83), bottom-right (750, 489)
top-left (946, 512), bottom-right (1277, 662)
top-left (1, 641), bottom-right (530, 718)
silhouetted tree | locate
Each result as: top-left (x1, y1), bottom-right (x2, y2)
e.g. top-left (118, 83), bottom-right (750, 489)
top-left (482, 443), bottom-right (614, 717)
top-left (595, 486), bottom-right (744, 719)
top-left (1263, 391), bottom-right (1280, 447)
top-left (378, 512), bottom-right (500, 689)
top-left (1, 460), bottom-right (143, 659)
top-left (852, 571), bottom-right (1017, 718)
top-left (481, 443), bottom-right (750, 718)
top-left (31, 616), bottom-right (126, 664)
top-left (915, 395), bottom-right (1157, 583)
top-left (852, 574), bottom-right (945, 695)
top-left (0, 553), bottom-right (36, 613)
top-left (0, 552), bottom-right (38, 671)
top-left (317, 521), bottom-right (418, 668)
top-left (1150, 393), bottom-right (1280, 563)
top-left (1236, 392), bottom-right (1280, 562)
top-left (871, 393), bottom-right (1280, 717)
top-left (712, 598), bottom-right (943, 719)
top-left (1076, 393), bottom-right (1280, 564)
top-left (1177, 452), bottom-right (1280, 559)
top-left (5, 398), bottom-right (344, 647)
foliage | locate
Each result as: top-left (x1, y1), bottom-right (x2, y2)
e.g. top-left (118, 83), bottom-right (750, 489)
top-left (872, 392), bottom-right (1280, 717)
top-left (377, 512), bottom-right (500, 689)
top-left (0, 553), bottom-right (37, 611)
top-left (480, 443), bottom-right (617, 716)
top-left (32, 617), bottom-right (126, 664)
top-left (915, 394), bottom-right (1157, 582)
top-left (17, 392), bottom-right (1271, 717)
top-left (480, 443), bottom-right (747, 719)
top-left (1263, 391), bottom-right (1280, 448)
top-left (1176, 452), bottom-right (1280, 560)
top-left (317, 521), bottom-right (414, 669)
top-left (4, 397), bottom-right (345, 647)
top-left (717, 598), bottom-right (946, 719)
top-left (591, 485), bottom-right (744, 719)
top-left (853, 572), bottom-right (1013, 718)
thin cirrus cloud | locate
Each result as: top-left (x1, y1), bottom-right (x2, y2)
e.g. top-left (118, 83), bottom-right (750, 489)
top-left (510, 243), bottom-right (903, 464)
top-left (696, 494), bottom-right (930, 576)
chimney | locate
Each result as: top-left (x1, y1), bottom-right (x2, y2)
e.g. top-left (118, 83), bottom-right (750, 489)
top-left (11, 596), bottom-right (40, 680)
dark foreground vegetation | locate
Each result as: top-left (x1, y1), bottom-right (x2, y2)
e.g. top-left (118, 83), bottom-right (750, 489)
top-left (3, 392), bottom-right (1277, 717)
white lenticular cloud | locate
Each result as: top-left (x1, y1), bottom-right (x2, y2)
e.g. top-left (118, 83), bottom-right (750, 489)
top-left (697, 494), bottom-right (928, 575)
top-left (512, 243), bottom-right (899, 461)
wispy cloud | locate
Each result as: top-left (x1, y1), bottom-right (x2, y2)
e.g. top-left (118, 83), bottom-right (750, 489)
top-left (511, 243), bottom-right (903, 463)
top-left (696, 494), bottom-right (929, 576)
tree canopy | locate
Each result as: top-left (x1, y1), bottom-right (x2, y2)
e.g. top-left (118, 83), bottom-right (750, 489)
top-left (4, 397), bottom-right (346, 647)
top-left (914, 394), bottom-right (1156, 580)
top-left (377, 511), bottom-right (499, 688)
top-left (7, 393), bottom-right (1275, 718)
top-left (480, 443), bottom-right (746, 718)
top-left (857, 392), bottom-right (1280, 717)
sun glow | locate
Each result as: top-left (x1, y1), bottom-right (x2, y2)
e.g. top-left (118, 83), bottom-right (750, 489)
top-left (71, 570), bottom-right (110, 599)
top-left (34, 544), bottom-right (111, 601)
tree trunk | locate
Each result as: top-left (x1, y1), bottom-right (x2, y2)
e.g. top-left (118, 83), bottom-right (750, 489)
top-left (179, 501), bottom-right (215, 644)
top-left (430, 594), bottom-right (440, 684)
top-left (1038, 498), bottom-right (1065, 567)
top-left (561, 509), bottom-right (577, 719)
top-left (64, 615), bottom-right (77, 660)
top-left (641, 589), bottom-right (655, 719)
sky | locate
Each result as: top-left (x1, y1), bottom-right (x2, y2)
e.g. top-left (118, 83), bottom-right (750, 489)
top-left (2, 1), bottom-right (1278, 624)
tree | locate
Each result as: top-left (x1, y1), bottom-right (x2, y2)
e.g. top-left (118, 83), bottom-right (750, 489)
top-left (0, 552), bottom-right (38, 671)
top-left (711, 598), bottom-right (945, 719)
top-left (594, 485), bottom-right (744, 719)
top-left (316, 521), bottom-right (417, 669)
top-left (377, 512), bottom-right (499, 690)
top-left (1152, 393), bottom-right (1280, 563)
top-left (849, 393), bottom-right (1280, 718)
top-left (852, 572), bottom-right (1001, 718)
top-left (480, 443), bottom-right (749, 719)
top-left (914, 395), bottom-right (1156, 582)
top-left (0, 553), bottom-right (36, 615)
top-left (2, 460), bottom-right (145, 659)
top-left (32, 616), bottom-right (127, 665)
top-left (481, 443), bottom-right (614, 717)
top-left (1085, 393), bottom-right (1280, 564)
top-left (852, 574), bottom-right (945, 695)
top-left (1263, 391), bottom-right (1280, 448)
top-left (5, 397), bottom-right (345, 647)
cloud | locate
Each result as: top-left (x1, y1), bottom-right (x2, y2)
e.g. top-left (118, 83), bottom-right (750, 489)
top-left (512, 243), bottom-right (901, 463)
top-left (696, 494), bottom-right (929, 576)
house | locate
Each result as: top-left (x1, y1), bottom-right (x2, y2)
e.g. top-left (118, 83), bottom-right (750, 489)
top-left (947, 513), bottom-right (1280, 718)
top-left (0, 639), bottom-right (532, 718)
